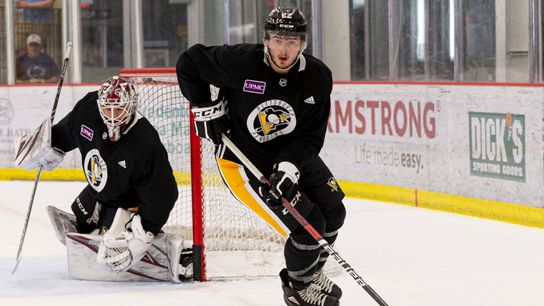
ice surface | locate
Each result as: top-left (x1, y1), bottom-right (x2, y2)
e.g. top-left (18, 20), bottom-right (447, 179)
top-left (1, 181), bottom-right (543, 305)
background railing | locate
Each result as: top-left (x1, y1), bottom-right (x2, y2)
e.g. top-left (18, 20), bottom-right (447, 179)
top-left (0, 1), bottom-right (543, 84)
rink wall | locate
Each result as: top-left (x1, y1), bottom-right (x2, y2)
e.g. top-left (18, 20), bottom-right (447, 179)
top-left (321, 82), bottom-right (544, 228)
top-left (1, 82), bottom-right (543, 228)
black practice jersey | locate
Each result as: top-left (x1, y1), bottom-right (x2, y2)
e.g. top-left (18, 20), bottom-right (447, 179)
top-left (177, 43), bottom-right (332, 176)
top-left (51, 91), bottom-right (178, 235)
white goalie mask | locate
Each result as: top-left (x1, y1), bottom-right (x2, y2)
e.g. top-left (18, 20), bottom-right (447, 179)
top-left (97, 76), bottom-right (138, 142)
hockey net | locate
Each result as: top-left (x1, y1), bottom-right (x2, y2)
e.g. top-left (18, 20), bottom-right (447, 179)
top-left (119, 68), bottom-right (285, 280)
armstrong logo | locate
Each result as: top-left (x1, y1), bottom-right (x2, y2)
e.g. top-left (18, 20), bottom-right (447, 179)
top-left (247, 99), bottom-right (296, 142)
top-left (84, 149), bottom-right (108, 192)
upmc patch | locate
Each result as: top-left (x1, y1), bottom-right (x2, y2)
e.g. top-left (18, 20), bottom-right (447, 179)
top-left (80, 124), bottom-right (94, 141)
top-left (243, 79), bottom-right (266, 94)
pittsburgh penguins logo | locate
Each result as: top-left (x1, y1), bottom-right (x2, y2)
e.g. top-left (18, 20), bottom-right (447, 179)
top-left (247, 99), bottom-right (296, 143)
top-left (327, 177), bottom-right (339, 192)
top-left (83, 149), bottom-right (108, 192)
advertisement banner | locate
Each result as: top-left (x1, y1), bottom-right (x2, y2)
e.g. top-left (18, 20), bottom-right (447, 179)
top-left (322, 84), bottom-right (544, 207)
top-left (2, 83), bottom-right (543, 208)
top-left (322, 84), bottom-right (447, 190)
top-left (469, 112), bottom-right (525, 182)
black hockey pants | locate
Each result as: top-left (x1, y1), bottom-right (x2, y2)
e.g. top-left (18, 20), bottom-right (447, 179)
top-left (246, 157), bottom-right (347, 289)
top-left (70, 185), bottom-right (118, 234)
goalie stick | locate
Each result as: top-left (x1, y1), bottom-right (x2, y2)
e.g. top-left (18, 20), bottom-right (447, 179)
top-left (12, 42), bottom-right (73, 275)
top-left (221, 134), bottom-right (389, 306)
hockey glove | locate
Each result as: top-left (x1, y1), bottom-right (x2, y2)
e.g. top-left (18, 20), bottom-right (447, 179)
top-left (191, 97), bottom-right (229, 145)
top-left (97, 212), bottom-right (154, 272)
top-left (263, 162), bottom-right (300, 209)
top-left (14, 117), bottom-right (65, 171)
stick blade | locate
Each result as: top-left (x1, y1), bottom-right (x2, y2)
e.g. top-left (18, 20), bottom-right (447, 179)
top-left (11, 256), bottom-right (21, 274)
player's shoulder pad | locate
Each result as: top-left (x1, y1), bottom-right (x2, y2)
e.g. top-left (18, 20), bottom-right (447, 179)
top-left (78, 90), bottom-right (99, 106)
top-left (131, 116), bottom-right (163, 147)
top-left (302, 54), bottom-right (333, 96)
top-left (71, 90), bottom-right (99, 114)
top-left (220, 43), bottom-right (263, 69)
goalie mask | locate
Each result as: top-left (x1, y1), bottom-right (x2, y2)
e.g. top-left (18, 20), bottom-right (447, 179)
top-left (97, 76), bottom-right (138, 142)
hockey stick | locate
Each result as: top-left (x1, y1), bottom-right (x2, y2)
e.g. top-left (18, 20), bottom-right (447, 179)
top-left (221, 134), bottom-right (389, 306)
top-left (12, 42), bottom-right (73, 275)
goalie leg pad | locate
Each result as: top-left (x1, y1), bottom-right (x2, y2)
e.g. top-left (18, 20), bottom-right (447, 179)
top-left (46, 205), bottom-right (77, 245)
top-left (66, 232), bottom-right (188, 282)
top-left (178, 247), bottom-right (194, 281)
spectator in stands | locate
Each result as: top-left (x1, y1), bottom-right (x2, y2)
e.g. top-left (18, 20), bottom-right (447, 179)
top-left (465, 5), bottom-right (495, 81)
top-left (17, 0), bottom-right (55, 23)
top-left (16, 34), bottom-right (60, 83)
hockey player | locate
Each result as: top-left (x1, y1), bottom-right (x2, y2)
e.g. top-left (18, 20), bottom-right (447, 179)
top-left (177, 7), bottom-right (346, 306)
top-left (15, 76), bottom-right (189, 281)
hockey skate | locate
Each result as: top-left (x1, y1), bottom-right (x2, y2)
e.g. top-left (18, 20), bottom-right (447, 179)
top-left (280, 268), bottom-right (339, 306)
top-left (46, 205), bottom-right (77, 245)
top-left (312, 269), bottom-right (342, 299)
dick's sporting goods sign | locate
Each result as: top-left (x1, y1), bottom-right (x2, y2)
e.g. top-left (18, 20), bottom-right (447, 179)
top-left (469, 112), bottom-right (525, 182)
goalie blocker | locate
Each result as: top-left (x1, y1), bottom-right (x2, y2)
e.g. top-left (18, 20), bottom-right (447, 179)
top-left (47, 206), bottom-right (193, 282)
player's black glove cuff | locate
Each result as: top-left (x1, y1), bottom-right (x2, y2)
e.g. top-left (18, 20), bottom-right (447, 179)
top-left (258, 184), bottom-right (281, 209)
top-left (191, 98), bottom-right (229, 145)
top-left (260, 162), bottom-right (300, 209)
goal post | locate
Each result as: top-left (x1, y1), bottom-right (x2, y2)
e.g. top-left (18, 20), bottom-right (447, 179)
top-left (119, 68), bottom-right (286, 281)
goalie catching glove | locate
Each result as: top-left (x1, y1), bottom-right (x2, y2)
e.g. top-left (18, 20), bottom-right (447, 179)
top-left (97, 210), bottom-right (154, 272)
top-left (260, 161), bottom-right (300, 209)
top-left (14, 117), bottom-right (65, 171)
top-left (191, 97), bottom-right (229, 145)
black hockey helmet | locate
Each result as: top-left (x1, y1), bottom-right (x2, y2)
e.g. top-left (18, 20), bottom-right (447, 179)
top-left (264, 7), bottom-right (307, 40)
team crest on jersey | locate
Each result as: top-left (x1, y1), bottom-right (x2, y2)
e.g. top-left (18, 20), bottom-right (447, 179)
top-left (246, 99), bottom-right (296, 142)
top-left (83, 149), bottom-right (108, 192)
top-left (327, 177), bottom-right (339, 192)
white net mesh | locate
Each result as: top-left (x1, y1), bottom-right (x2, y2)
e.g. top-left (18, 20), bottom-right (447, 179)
top-left (124, 71), bottom-right (285, 278)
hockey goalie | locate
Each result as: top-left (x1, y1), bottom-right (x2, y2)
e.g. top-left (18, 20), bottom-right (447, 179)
top-left (14, 76), bottom-right (192, 282)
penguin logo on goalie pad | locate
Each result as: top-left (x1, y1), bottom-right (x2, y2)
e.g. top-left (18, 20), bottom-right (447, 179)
top-left (84, 149), bottom-right (108, 192)
top-left (246, 99), bottom-right (296, 143)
